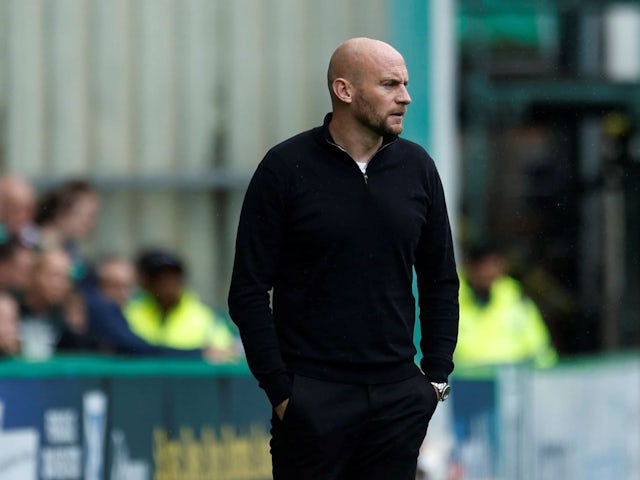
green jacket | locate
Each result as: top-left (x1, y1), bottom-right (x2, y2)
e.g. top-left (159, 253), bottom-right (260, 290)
top-left (125, 290), bottom-right (234, 350)
top-left (455, 274), bottom-right (557, 370)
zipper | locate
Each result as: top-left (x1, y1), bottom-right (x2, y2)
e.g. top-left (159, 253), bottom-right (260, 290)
top-left (325, 138), bottom-right (395, 186)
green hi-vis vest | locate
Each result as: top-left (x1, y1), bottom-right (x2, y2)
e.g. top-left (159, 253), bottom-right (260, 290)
top-left (455, 274), bottom-right (557, 370)
top-left (124, 290), bottom-right (234, 350)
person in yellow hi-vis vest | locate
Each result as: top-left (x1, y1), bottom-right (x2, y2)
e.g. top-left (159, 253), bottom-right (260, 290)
top-left (124, 248), bottom-right (239, 362)
top-left (419, 244), bottom-right (558, 480)
top-left (455, 243), bottom-right (557, 370)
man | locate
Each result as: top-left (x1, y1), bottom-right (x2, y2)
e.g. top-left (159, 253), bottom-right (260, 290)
top-left (0, 234), bottom-right (36, 293)
top-left (228, 37), bottom-right (459, 479)
top-left (455, 243), bottom-right (557, 369)
top-left (34, 179), bottom-right (100, 286)
top-left (16, 248), bottom-right (75, 358)
top-left (76, 254), bottom-right (208, 358)
top-left (125, 248), bottom-right (239, 361)
top-left (94, 255), bottom-right (136, 308)
top-left (0, 174), bottom-right (38, 246)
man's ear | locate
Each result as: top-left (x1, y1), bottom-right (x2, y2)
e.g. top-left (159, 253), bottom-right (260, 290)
top-left (332, 78), bottom-right (353, 104)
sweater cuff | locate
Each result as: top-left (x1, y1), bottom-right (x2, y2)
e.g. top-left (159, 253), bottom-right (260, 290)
top-left (263, 373), bottom-right (293, 408)
top-left (422, 356), bottom-right (453, 383)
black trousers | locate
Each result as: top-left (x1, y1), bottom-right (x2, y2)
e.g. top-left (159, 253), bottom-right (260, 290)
top-left (270, 372), bottom-right (439, 480)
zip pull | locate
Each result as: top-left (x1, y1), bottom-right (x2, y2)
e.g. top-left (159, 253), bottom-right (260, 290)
top-left (355, 161), bottom-right (368, 185)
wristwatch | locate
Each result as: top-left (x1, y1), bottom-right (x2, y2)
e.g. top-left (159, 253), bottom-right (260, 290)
top-left (430, 382), bottom-right (451, 402)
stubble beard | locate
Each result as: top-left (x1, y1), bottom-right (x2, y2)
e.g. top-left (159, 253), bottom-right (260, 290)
top-left (353, 94), bottom-right (403, 137)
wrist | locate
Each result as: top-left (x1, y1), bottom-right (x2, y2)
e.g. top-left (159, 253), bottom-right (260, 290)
top-left (430, 381), bottom-right (451, 402)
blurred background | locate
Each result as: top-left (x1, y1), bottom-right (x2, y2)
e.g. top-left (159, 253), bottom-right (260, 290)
top-left (2, 0), bottom-right (638, 355)
top-left (0, 1), bottom-right (638, 479)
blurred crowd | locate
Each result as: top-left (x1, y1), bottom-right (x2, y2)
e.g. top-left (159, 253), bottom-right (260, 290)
top-left (0, 174), bottom-right (242, 363)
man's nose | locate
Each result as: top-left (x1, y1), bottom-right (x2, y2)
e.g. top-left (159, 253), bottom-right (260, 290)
top-left (398, 85), bottom-right (411, 104)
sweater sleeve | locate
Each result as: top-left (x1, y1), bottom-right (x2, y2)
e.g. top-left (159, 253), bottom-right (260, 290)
top-left (227, 156), bottom-right (292, 407)
top-left (414, 158), bottom-right (460, 383)
top-left (85, 291), bottom-right (202, 358)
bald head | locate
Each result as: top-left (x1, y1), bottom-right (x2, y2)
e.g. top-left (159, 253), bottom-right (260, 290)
top-left (325, 38), bottom-right (410, 142)
top-left (0, 175), bottom-right (34, 203)
top-left (0, 175), bottom-right (36, 234)
top-left (327, 38), bottom-right (405, 98)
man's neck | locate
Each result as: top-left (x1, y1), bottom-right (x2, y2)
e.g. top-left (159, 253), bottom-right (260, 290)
top-left (328, 117), bottom-right (382, 164)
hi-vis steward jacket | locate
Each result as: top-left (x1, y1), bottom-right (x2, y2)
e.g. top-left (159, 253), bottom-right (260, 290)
top-left (455, 274), bottom-right (557, 369)
top-left (125, 290), bottom-right (235, 350)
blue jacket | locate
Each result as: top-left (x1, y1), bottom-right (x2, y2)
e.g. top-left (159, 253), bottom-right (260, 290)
top-left (83, 288), bottom-right (201, 357)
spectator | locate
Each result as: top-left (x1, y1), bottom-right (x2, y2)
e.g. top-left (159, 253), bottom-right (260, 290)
top-left (0, 233), bottom-right (13, 290)
top-left (77, 255), bottom-right (204, 357)
top-left (0, 174), bottom-right (37, 245)
top-left (17, 248), bottom-right (72, 328)
top-left (420, 244), bottom-right (559, 480)
top-left (14, 248), bottom-right (78, 357)
top-left (95, 254), bottom-right (136, 307)
top-left (35, 179), bottom-right (99, 285)
top-left (125, 248), bottom-right (238, 361)
top-left (0, 292), bottom-right (20, 358)
top-left (0, 231), bottom-right (37, 294)
top-left (455, 242), bottom-right (557, 369)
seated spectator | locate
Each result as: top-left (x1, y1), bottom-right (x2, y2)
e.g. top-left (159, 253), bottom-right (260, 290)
top-left (77, 255), bottom-right (204, 357)
top-left (13, 248), bottom-right (80, 355)
top-left (34, 179), bottom-right (99, 285)
top-left (419, 243), bottom-right (559, 480)
top-left (455, 243), bottom-right (558, 369)
top-left (125, 248), bottom-right (239, 361)
top-left (0, 229), bottom-right (37, 294)
top-left (0, 174), bottom-right (38, 246)
top-left (0, 292), bottom-right (20, 358)
top-left (95, 255), bottom-right (136, 307)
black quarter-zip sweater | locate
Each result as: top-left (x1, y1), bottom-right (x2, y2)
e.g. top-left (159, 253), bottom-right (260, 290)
top-left (228, 114), bottom-right (459, 407)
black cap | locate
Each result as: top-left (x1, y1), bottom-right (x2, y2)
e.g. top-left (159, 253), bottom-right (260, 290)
top-left (136, 248), bottom-right (184, 277)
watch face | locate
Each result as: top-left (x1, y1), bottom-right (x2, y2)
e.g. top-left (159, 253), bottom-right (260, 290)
top-left (440, 384), bottom-right (451, 401)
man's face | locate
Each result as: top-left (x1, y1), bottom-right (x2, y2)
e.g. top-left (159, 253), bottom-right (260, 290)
top-left (4, 186), bottom-right (35, 235)
top-left (466, 255), bottom-right (506, 292)
top-left (147, 270), bottom-right (183, 310)
top-left (10, 245), bottom-right (36, 290)
top-left (33, 251), bottom-right (72, 306)
top-left (99, 260), bottom-right (136, 307)
top-left (61, 193), bottom-right (99, 240)
top-left (351, 53), bottom-right (411, 137)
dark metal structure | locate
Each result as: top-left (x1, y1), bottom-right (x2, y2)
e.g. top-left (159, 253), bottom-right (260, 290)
top-left (458, 0), bottom-right (640, 353)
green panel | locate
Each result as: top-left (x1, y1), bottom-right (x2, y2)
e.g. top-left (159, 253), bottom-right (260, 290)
top-left (226, 376), bottom-right (271, 431)
top-left (106, 377), bottom-right (166, 479)
top-left (0, 354), bottom-right (252, 378)
top-left (224, 377), bottom-right (272, 479)
top-left (147, 377), bottom-right (271, 480)
top-left (458, 13), bottom-right (548, 47)
top-left (389, 0), bottom-right (431, 147)
top-left (169, 377), bottom-right (225, 428)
